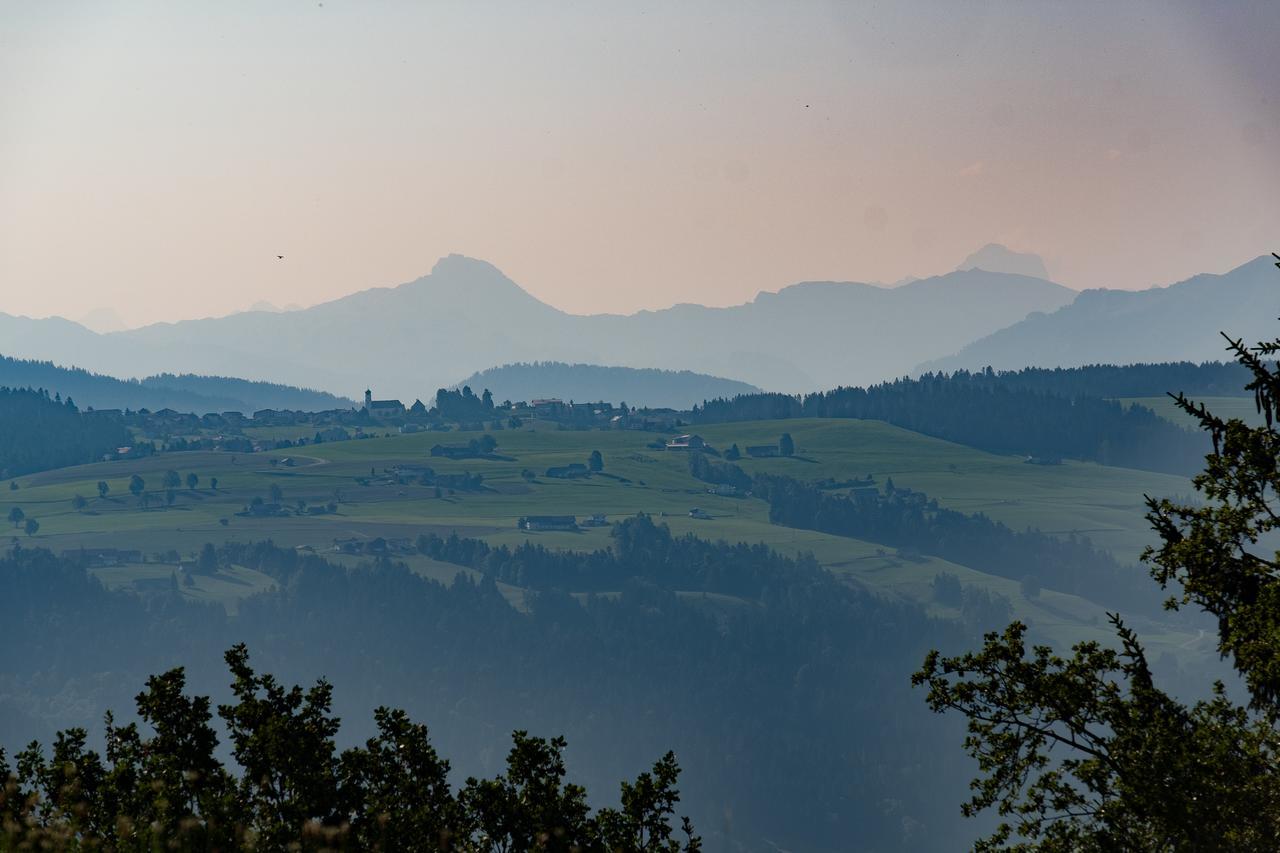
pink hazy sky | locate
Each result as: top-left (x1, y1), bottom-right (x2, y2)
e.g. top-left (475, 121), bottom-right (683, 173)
top-left (1, 1), bottom-right (1277, 328)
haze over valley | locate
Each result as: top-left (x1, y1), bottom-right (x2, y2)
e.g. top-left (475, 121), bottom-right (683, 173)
top-left (3, 3), bottom-right (1278, 851)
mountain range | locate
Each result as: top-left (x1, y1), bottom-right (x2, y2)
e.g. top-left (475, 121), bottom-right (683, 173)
top-left (1, 249), bottom-right (1270, 402)
top-left (0, 252), bottom-right (1075, 399)
top-left (921, 254), bottom-right (1277, 374)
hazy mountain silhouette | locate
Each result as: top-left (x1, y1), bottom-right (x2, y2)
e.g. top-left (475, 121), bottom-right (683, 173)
top-left (452, 362), bottom-right (761, 409)
top-left (956, 243), bottom-right (1050, 280)
top-left (921, 255), bottom-right (1277, 374)
top-left (0, 253), bottom-right (1075, 399)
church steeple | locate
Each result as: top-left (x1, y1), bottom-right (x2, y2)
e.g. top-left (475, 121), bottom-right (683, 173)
top-left (364, 389), bottom-right (372, 410)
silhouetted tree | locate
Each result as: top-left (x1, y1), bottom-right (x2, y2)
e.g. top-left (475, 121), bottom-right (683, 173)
top-left (916, 257), bottom-right (1280, 849)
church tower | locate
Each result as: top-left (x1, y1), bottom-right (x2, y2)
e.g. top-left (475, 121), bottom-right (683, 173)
top-left (364, 389), bottom-right (372, 411)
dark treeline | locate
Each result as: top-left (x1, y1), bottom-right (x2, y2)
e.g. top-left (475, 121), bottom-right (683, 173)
top-left (694, 371), bottom-right (1210, 474)
top-left (415, 514), bottom-right (816, 597)
top-left (0, 354), bottom-right (353, 414)
top-left (751, 473), bottom-right (1156, 613)
top-left (3, 533), bottom-right (973, 852)
top-left (0, 387), bottom-right (131, 479)
top-left (961, 360), bottom-right (1257, 398)
top-left (2, 639), bottom-right (700, 851)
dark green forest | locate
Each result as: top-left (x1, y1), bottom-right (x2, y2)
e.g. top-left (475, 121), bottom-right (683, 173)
top-left (694, 366), bottom-right (1227, 474)
top-left (0, 356), bottom-right (354, 414)
top-left (0, 387), bottom-right (131, 479)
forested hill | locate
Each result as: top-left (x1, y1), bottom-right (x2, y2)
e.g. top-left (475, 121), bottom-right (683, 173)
top-left (2, 527), bottom-right (974, 851)
top-left (944, 361), bottom-right (1257, 399)
top-left (694, 370), bottom-right (1209, 475)
top-left (452, 362), bottom-right (760, 409)
top-left (0, 355), bottom-right (354, 413)
top-left (139, 373), bottom-right (355, 412)
top-left (0, 387), bottom-right (131, 478)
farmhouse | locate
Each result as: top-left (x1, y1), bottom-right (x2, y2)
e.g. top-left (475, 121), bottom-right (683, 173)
top-left (364, 389), bottom-right (405, 421)
top-left (688, 508), bottom-right (713, 520)
top-left (520, 515), bottom-right (579, 531)
top-left (665, 434), bottom-right (707, 451)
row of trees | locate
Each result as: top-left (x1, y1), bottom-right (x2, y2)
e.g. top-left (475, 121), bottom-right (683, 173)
top-left (1, 645), bottom-right (699, 850)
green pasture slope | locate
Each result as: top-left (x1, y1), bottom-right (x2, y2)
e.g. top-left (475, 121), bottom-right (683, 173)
top-left (1119, 395), bottom-right (1265, 430)
top-left (0, 417), bottom-right (1204, 656)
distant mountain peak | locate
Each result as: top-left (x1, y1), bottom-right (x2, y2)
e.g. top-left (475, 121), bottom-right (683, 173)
top-left (957, 243), bottom-right (1051, 281)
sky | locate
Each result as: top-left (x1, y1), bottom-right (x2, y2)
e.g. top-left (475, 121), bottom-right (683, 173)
top-left (1, 1), bottom-right (1277, 329)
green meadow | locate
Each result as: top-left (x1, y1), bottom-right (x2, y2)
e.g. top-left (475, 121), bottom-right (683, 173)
top-left (0, 417), bottom-right (1203, 656)
top-left (1120, 395), bottom-right (1265, 429)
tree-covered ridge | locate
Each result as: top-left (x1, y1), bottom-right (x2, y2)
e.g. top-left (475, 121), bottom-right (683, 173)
top-left (694, 370), bottom-right (1210, 474)
top-left (914, 256), bottom-right (1280, 850)
top-left (452, 362), bottom-right (760, 410)
top-left (0, 644), bottom-right (700, 851)
top-left (0, 525), bottom-right (967, 850)
top-left (0, 355), bottom-right (354, 414)
top-left (946, 360), bottom-right (1256, 398)
top-left (0, 387), bottom-right (131, 479)
top-left (139, 373), bottom-right (354, 412)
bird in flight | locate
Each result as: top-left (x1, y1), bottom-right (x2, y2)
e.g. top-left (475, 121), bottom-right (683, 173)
top-left (277, 255), bottom-right (284, 260)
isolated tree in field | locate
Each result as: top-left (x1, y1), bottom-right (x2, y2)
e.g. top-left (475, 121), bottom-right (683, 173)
top-left (779, 433), bottom-right (795, 457)
top-left (210, 476), bottom-right (219, 491)
top-left (7, 507), bottom-right (23, 528)
top-left (725, 443), bottom-right (741, 461)
top-left (197, 542), bottom-right (218, 573)
top-left (71, 494), bottom-right (87, 512)
top-left (589, 449), bottom-right (604, 472)
top-left (269, 483), bottom-right (284, 504)
top-left (915, 254), bottom-right (1280, 850)
top-left (164, 470), bottom-right (181, 490)
top-left (186, 472), bottom-right (199, 490)
top-left (96, 480), bottom-right (109, 499)
top-left (23, 518), bottom-right (38, 537)
top-left (129, 474), bottom-right (146, 499)
top-left (7, 480), bottom-right (16, 491)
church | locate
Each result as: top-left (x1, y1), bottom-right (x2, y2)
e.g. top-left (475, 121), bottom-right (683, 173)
top-left (364, 389), bottom-right (405, 421)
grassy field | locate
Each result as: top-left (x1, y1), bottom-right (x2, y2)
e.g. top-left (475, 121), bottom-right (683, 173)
top-left (0, 417), bottom-right (1205, 656)
top-left (1120, 395), bottom-right (1264, 429)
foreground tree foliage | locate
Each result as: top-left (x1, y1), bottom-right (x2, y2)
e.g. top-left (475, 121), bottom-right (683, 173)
top-left (914, 255), bottom-right (1280, 850)
top-left (0, 645), bottom-right (700, 851)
